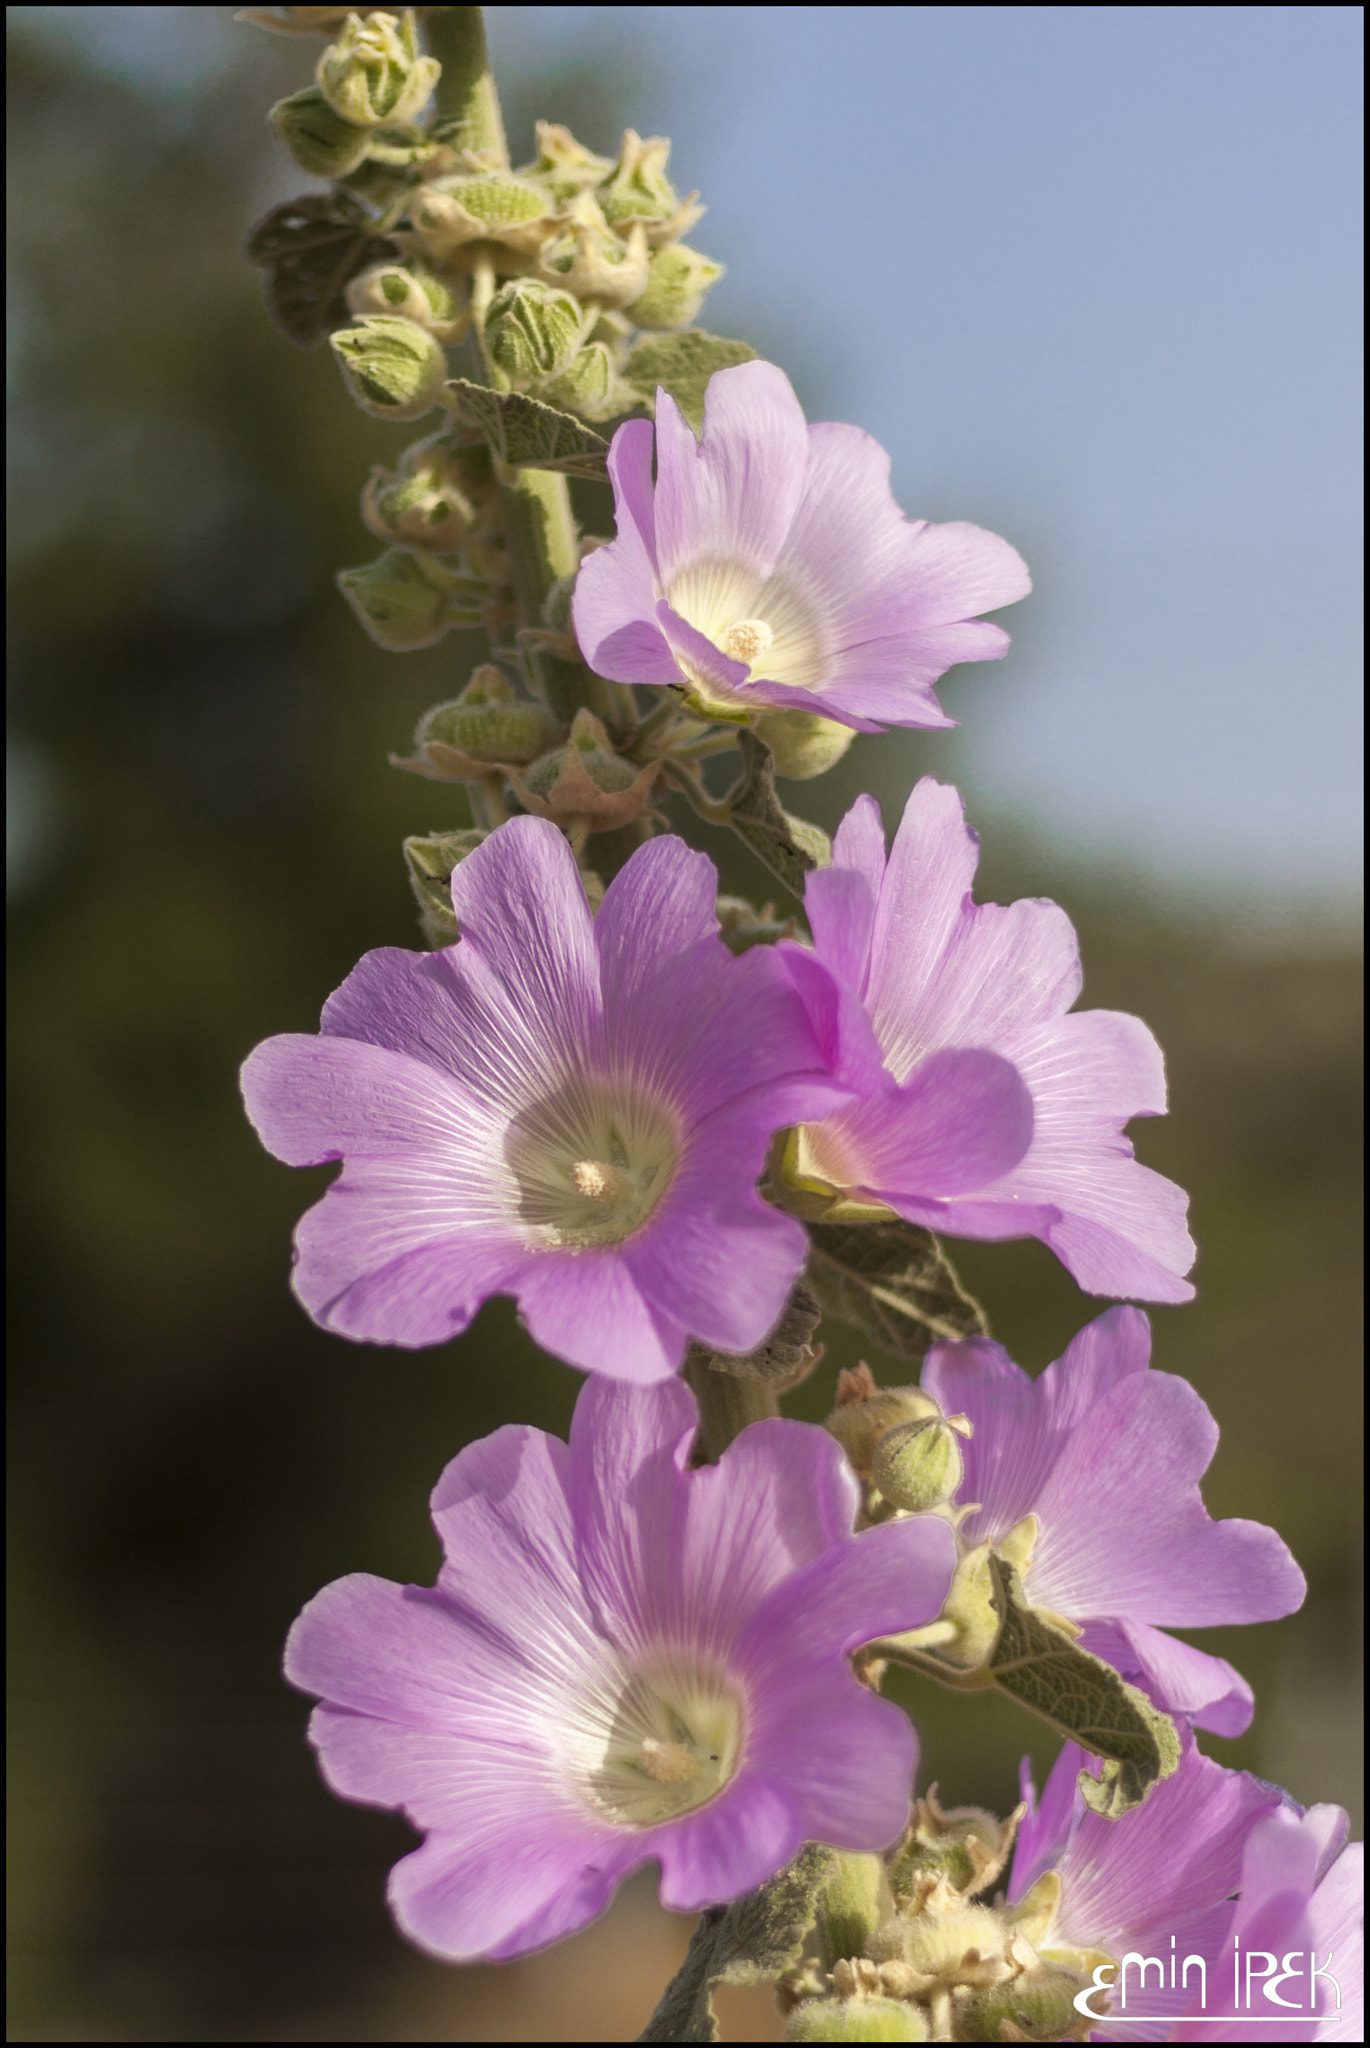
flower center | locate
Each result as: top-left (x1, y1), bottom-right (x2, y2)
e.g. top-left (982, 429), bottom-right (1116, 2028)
top-left (505, 1080), bottom-right (680, 1248)
top-left (717, 617), bottom-right (773, 670)
top-left (577, 1658), bottom-right (745, 1826)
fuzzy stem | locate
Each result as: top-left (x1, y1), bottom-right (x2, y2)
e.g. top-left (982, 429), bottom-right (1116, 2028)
top-left (500, 470), bottom-right (616, 721)
top-left (682, 1357), bottom-right (778, 1463)
top-left (426, 6), bottom-right (509, 163)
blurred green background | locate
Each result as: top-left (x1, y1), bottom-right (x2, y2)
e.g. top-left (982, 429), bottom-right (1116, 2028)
top-left (7, 8), bottom-right (1361, 2041)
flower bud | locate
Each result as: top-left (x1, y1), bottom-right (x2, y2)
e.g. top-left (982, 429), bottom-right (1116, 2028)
top-left (316, 8), bottom-right (440, 129)
top-left (824, 1366), bottom-right (941, 1479)
top-left (337, 546), bottom-right (459, 649)
top-left (346, 260), bottom-right (469, 342)
top-left (484, 279), bottom-right (585, 389)
top-left (405, 172), bottom-right (557, 266)
top-left (402, 667), bottom-right (562, 779)
top-left (402, 825), bottom-right (487, 948)
top-left (890, 1789), bottom-right (1021, 1901)
top-left (330, 316), bottom-right (448, 420)
top-left (871, 1416), bottom-right (967, 1516)
top-left (526, 120), bottom-right (614, 204)
top-left (535, 195), bottom-right (650, 309)
top-left (595, 129), bottom-right (704, 245)
top-left (543, 341), bottom-right (619, 419)
top-left (509, 708), bottom-right (662, 832)
top-left (625, 243), bottom-right (725, 330)
top-left (362, 432), bottom-right (477, 551)
top-left (786, 1999), bottom-right (928, 2043)
top-left (753, 709), bottom-right (856, 780)
top-left (268, 84), bottom-right (372, 177)
top-left (959, 1967), bottom-right (1092, 2044)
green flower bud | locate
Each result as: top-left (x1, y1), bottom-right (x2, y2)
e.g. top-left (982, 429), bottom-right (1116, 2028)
top-left (336, 546), bottom-right (459, 649)
top-left (625, 243), bottom-right (725, 330)
top-left (535, 194), bottom-right (651, 309)
top-left (871, 1416), bottom-right (967, 1515)
top-left (346, 260), bottom-right (469, 342)
top-left (409, 666), bottom-right (562, 774)
top-left (890, 1789), bottom-right (1021, 1901)
top-left (510, 708), bottom-right (662, 832)
top-left (786, 1998), bottom-right (928, 2043)
top-left (268, 84), bottom-right (372, 177)
top-left (402, 826), bottom-right (488, 948)
top-left (824, 1366), bottom-right (941, 1479)
top-left (405, 173), bottom-right (557, 266)
top-left (753, 708), bottom-right (856, 780)
top-left (959, 1966), bottom-right (1092, 2043)
top-left (316, 8), bottom-right (440, 129)
top-left (542, 341), bottom-right (619, 418)
top-left (484, 279), bottom-right (585, 390)
top-left (330, 316), bottom-right (447, 419)
top-left (525, 120), bottom-right (614, 204)
top-left (362, 431), bottom-right (477, 550)
top-left (595, 129), bottom-right (704, 246)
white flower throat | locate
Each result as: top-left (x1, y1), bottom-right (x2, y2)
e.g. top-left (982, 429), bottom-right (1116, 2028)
top-left (572, 1658), bottom-right (744, 1827)
top-left (506, 1080), bottom-right (680, 1248)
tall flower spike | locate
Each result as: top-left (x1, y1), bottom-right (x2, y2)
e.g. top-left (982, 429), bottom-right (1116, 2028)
top-left (918, 1307), bottom-right (1306, 1733)
top-left (285, 1375), bottom-right (958, 1962)
top-left (573, 360), bottom-right (1030, 732)
top-left (240, 816), bottom-right (848, 1377)
top-left (780, 780), bottom-right (1198, 1302)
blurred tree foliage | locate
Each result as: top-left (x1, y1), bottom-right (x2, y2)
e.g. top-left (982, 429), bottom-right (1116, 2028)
top-left (6, 11), bottom-right (1361, 2041)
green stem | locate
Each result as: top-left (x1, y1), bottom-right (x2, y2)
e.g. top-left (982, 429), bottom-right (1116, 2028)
top-left (682, 1356), bottom-right (778, 1463)
top-left (425, 6), bottom-right (509, 163)
top-left (500, 470), bottom-right (615, 721)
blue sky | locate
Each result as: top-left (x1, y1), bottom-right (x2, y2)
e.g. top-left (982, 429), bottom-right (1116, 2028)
top-left (490, 5), bottom-right (1363, 915)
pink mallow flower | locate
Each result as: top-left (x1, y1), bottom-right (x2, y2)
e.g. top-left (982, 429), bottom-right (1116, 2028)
top-left (285, 1374), bottom-right (957, 1962)
top-left (780, 779), bottom-right (1198, 1302)
top-left (240, 816), bottom-right (846, 1379)
top-left (920, 1307), bottom-right (1305, 1734)
top-left (572, 360), bottom-right (1030, 731)
top-left (1012, 1739), bottom-right (1359, 2042)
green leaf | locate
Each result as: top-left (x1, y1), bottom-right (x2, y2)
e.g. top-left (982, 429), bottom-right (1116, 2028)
top-left (445, 379), bottom-right (611, 476)
top-left (639, 1845), bottom-right (834, 2043)
top-left (805, 1220), bottom-right (989, 1361)
top-left (986, 1555), bottom-right (1182, 1817)
top-left (623, 331), bottom-right (758, 433)
top-left (723, 730), bottom-right (830, 899)
top-left (244, 193), bottom-right (395, 350)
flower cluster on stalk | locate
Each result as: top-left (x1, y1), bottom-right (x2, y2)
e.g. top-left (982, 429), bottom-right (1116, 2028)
top-left (236, 9), bottom-right (1359, 2043)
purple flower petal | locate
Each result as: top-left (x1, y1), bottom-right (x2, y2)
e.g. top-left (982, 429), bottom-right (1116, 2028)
top-left (571, 419), bottom-right (683, 686)
top-left (1074, 1617), bottom-right (1256, 1737)
top-left (652, 365), bottom-right (810, 604)
top-left (288, 1378), bottom-right (937, 1961)
top-left (810, 1047), bottom-right (1035, 1200)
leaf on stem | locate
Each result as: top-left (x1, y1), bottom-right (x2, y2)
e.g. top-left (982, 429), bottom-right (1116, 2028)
top-left (639, 1844), bottom-right (834, 2043)
top-left (623, 331), bottom-right (759, 434)
top-left (245, 192), bottom-right (395, 348)
top-left (987, 1555), bottom-right (1181, 1818)
top-left (805, 1219), bottom-right (988, 1361)
top-left (722, 730), bottom-right (830, 898)
top-left (445, 379), bottom-right (611, 476)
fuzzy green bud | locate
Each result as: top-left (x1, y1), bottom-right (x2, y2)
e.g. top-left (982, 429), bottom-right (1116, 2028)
top-left (753, 708), bottom-right (856, 780)
top-left (362, 432), bottom-right (476, 551)
top-left (597, 129), bottom-right (681, 223)
top-left (543, 341), bottom-right (619, 418)
top-left (511, 708), bottom-right (661, 831)
top-left (535, 195), bottom-right (651, 308)
top-left (625, 243), bottom-right (725, 329)
top-left (484, 279), bottom-right (585, 389)
top-left (346, 261), bottom-right (469, 342)
top-left (316, 8), bottom-right (439, 128)
top-left (268, 84), bottom-right (371, 177)
top-left (330, 316), bottom-right (447, 419)
top-left (890, 1791), bottom-right (1021, 1901)
top-left (871, 1416), bottom-right (967, 1515)
top-left (786, 1999), bottom-right (928, 2043)
top-left (959, 1967), bottom-right (1093, 2043)
top-left (824, 1368), bottom-right (941, 1479)
top-left (402, 826), bottom-right (487, 948)
top-left (337, 547), bottom-right (456, 649)
top-left (527, 120), bottom-right (614, 203)
top-left (406, 172), bottom-right (555, 265)
top-left (415, 667), bottom-right (561, 767)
